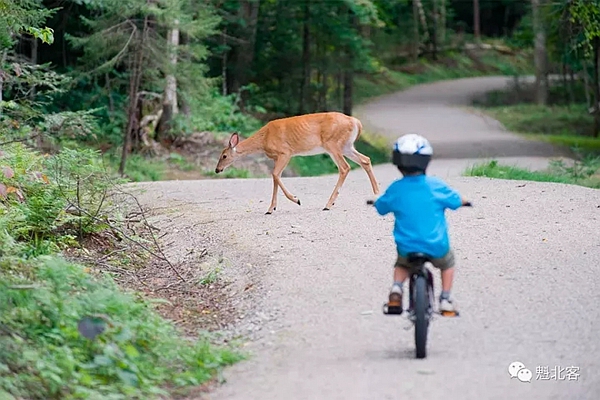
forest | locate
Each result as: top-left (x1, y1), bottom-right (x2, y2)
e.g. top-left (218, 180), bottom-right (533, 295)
top-left (1, 0), bottom-right (600, 399)
top-left (3, 1), bottom-right (600, 179)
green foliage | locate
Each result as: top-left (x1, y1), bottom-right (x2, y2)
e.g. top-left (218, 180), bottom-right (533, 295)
top-left (0, 56), bottom-right (102, 148)
top-left (482, 103), bottom-right (594, 138)
top-left (173, 89), bottom-right (263, 137)
top-left (0, 144), bottom-right (118, 257)
top-left (0, 143), bottom-right (244, 398)
top-left (0, 255), bottom-right (243, 399)
top-left (203, 166), bottom-right (252, 179)
top-left (526, 134), bottom-right (600, 154)
top-left (103, 152), bottom-right (166, 182)
top-left (464, 158), bottom-right (600, 189)
top-left (507, 12), bottom-right (534, 49)
top-left (473, 82), bottom-right (599, 155)
top-left (0, 0), bottom-right (56, 49)
top-left (564, 0), bottom-right (600, 57)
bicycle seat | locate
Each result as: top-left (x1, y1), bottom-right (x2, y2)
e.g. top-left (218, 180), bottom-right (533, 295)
top-left (407, 252), bottom-right (433, 263)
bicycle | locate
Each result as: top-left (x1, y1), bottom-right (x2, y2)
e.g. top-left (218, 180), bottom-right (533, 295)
top-left (366, 199), bottom-right (472, 359)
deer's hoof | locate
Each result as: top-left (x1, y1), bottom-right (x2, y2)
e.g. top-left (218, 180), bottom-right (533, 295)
top-left (296, 199), bottom-right (301, 206)
top-left (322, 207), bottom-right (330, 211)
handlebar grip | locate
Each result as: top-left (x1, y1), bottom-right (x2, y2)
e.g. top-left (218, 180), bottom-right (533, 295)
top-left (366, 200), bottom-right (375, 205)
top-left (464, 201), bottom-right (473, 207)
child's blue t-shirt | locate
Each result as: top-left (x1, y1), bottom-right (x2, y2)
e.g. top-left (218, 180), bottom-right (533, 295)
top-left (374, 174), bottom-right (462, 259)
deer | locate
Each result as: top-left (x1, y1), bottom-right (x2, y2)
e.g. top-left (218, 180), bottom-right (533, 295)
top-left (214, 111), bottom-right (381, 214)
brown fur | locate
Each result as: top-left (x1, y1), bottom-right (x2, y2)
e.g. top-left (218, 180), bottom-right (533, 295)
top-left (215, 112), bottom-right (380, 214)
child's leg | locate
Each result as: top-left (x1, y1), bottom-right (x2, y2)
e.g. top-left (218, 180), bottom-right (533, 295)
top-left (389, 255), bottom-right (410, 307)
top-left (432, 250), bottom-right (457, 312)
top-left (441, 267), bottom-right (454, 293)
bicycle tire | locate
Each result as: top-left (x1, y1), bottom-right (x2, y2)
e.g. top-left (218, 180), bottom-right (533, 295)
top-left (413, 275), bottom-right (429, 359)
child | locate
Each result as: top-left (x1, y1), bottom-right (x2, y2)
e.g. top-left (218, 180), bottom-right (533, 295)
top-left (372, 134), bottom-right (471, 314)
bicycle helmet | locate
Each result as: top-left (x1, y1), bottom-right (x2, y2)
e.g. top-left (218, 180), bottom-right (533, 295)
top-left (392, 133), bottom-right (433, 173)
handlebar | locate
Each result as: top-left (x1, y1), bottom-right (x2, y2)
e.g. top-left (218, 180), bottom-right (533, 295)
top-left (367, 200), bottom-right (473, 207)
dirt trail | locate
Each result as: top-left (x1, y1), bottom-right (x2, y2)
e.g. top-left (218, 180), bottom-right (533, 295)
top-left (131, 76), bottom-right (600, 400)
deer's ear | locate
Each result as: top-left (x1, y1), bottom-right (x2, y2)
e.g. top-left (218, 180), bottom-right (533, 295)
top-left (229, 132), bottom-right (240, 148)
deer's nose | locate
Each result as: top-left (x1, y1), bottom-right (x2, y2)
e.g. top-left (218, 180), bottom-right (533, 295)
top-left (215, 168), bottom-right (221, 173)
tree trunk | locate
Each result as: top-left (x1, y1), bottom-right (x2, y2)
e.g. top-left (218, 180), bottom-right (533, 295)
top-left (343, 68), bottom-right (353, 115)
top-left (299, 0), bottom-right (311, 115)
top-left (221, 28), bottom-right (227, 96)
top-left (415, 0), bottom-right (429, 44)
top-left (119, 16), bottom-right (149, 176)
top-left (531, 0), bottom-right (548, 105)
top-left (583, 61), bottom-right (591, 108)
top-left (343, 11), bottom-right (357, 116)
top-left (567, 66), bottom-right (575, 105)
top-left (473, 0), bottom-right (480, 43)
top-left (411, 0), bottom-right (420, 62)
top-left (228, 0), bottom-right (260, 98)
top-left (593, 37), bottom-right (600, 137)
top-left (156, 19), bottom-right (179, 142)
top-left (30, 35), bottom-right (38, 99)
top-left (431, 0), bottom-right (439, 60)
top-left (439, 0), bottom-right (446, 45)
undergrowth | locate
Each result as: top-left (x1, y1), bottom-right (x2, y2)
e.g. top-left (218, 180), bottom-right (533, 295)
top-left (0, 143), bottom-right (244, 399)
top-left (472, 80), bottom-right (600, 155)
top-left (464, 158), bottom-right (600, 189)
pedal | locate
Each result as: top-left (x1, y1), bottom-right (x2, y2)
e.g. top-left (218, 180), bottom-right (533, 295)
top-left (382, 302), bottom-right (403, 315)
top-left (440, 310), bottom-right (460, 317)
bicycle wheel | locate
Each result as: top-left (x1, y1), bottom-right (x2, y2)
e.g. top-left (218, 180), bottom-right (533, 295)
top-left (413, 275), bottom-right (429, 359)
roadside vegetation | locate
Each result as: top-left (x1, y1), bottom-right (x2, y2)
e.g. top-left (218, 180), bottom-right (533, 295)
top-left (465, 158), bottom-right (600, 189)
top-left (0, 142), bottom-right (244, 399)
top-left (465, 0), bottom-right (600, 188)
top-left (2, 0), bottom-right (589, 398)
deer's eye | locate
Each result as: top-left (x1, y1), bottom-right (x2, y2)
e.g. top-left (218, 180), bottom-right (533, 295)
top-left (222, 155), bottom-right (227, 159)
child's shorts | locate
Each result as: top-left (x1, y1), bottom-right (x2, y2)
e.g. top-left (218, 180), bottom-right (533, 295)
top-left (394, 249), bottom-right (455, 271)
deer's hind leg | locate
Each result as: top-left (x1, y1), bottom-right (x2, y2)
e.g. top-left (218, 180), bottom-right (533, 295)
top-left (323, 151), bottom-right (351, 211)
top-left (344, 147), bottom-right (380, 195)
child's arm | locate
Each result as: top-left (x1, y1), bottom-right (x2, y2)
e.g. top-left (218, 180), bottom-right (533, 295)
top-left (372, 187), bottom-right (394, 216)
top-left (435, 181), bottom-right (466, 210)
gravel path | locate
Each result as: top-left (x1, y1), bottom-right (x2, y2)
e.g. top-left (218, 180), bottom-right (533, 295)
top-left (132, 76), bottom-right (600, 400)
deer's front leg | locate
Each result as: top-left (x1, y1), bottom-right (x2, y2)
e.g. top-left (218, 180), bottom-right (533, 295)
top-left (266, 155), bottom-right (300, 214)
top-left (266, 175), bottom-right (279, 214)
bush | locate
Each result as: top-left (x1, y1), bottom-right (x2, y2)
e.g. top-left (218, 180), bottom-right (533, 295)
top-left (0, 256), bottom-right (242, 399)
top-left (0, 144), bottom-right (244, 398)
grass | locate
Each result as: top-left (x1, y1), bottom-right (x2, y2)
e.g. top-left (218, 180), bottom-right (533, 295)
top-left (482, 103), bottom-right (595, 137)
top-left (202, 166), bottom-right (253, 179)
top-left (472, 79), bottom-right (600, 155)
top-left (464, 159), bottom-right (600, 189)
top-left (480, 104), bottom-right (600, 155)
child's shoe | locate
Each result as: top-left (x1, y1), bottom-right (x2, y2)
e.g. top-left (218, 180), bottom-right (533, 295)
top-left (439, 296), bottom-right (458, 316)
top-left (388, 284), bottom-right (403, 308)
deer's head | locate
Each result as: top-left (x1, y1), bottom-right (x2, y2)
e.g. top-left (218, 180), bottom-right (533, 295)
top-left (215, 132), bottom-right (240, 174)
